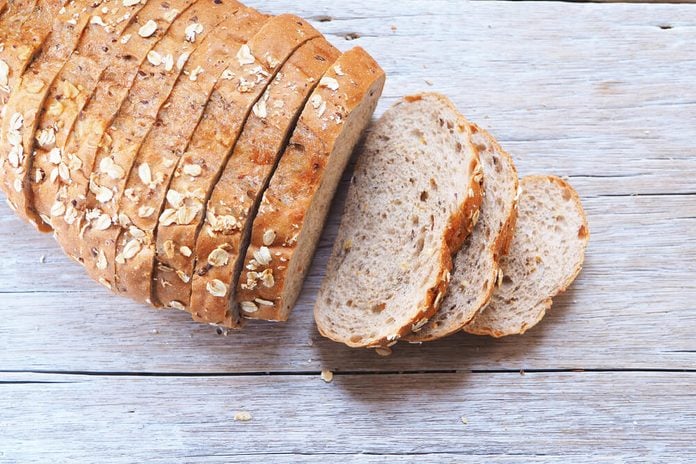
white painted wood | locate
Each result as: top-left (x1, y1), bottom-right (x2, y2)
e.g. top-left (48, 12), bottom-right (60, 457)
top-left (1, 1), bottom-right (695, 460)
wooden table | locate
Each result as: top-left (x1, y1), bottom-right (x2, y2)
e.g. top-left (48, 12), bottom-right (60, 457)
top-left (2, 1), bottom-right (695, 462)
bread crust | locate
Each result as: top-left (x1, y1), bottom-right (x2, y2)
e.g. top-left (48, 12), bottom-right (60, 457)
top-left (238, 47), bottom-right (386, 326)
top-left (30, 0), bottom-right (151, 232)
top-left (464, 175), bottom-right (589, 337)
top-left (152, 14), bottom-right (322, 319)
top-left (189, 37), bottom-right (340, 325)
top-left (50, 0), bottom-right (195, 271)
top-left (406, 124), bottom-right (519, 343)
top-left (0, 0), bottom-right (78, 227)
top-left (113, 5), bottom-right (264, 306)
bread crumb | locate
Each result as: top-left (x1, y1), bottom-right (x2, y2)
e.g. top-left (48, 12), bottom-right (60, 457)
top-left (320, 370), bottom-right (334, 383)
top-left (233, 411), bottom-right (252, 422)
top-left (460, 416), bottom-right (468, 425)
top-left (39, 255), bottom-right (46, 263)
top-left (375, 347), bottom-right (392, 357)
top-left (425, 79), bottom-right (433, 86)
top-left (391, 25), bottom-right (397, 32)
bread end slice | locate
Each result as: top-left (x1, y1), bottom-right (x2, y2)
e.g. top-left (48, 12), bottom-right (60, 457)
top-left (464, 175), bottom-right (589, 337)
top-left (314, 93), bottom-right (484, 349)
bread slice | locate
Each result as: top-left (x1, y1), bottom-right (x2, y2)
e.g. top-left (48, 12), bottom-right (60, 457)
top-left (189, 37), bottom-right (340, 325)
top-left (72, 0), bottom-right (242, 292)
top-left (152, 14), bottom-right (321, 316)
top-left (113, 6), bottom-right (265, 305)
top-left (314, 94), bottom-right (483, 349)
top-left (464, 175), bottom-right (590, 337)
top-left (236, 48), bottom-right (387, 324)
top-left (29, 0), bottom-right (152, 232)
top-left (0, 0), bottom-right (51, 114)
top-left (406, 125), bottom-right (519, 342)
top-left (0, 0), bottom-right (86, 226)
top-left (50, 0), bottom-right (196, 267)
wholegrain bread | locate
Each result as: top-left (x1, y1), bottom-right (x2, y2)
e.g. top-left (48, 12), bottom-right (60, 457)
top-left (49, 0), bottom-right (193, 268)
top-left (314, 94), bottom-right (483, 349)
top-left (237, 48), bottom-right (387, 325)
top-left (114, 5), bottom-right (265, 305)
top-left (406, 125), bottom-right (519, 342)
top-left (0, 0), bottom-right (81, 224)
top-left (153, 14), bottom-right (321, 318)
top-left (0, 0), bottom-right (50, 113)
top-left (464, 175), bottom-right (589, 337)
top-left (30, 0), bottom-right (150, 232)
top-left (73, 0), bottom-right (237, 291)
top-left (189, 37), bottom-right (340, 325)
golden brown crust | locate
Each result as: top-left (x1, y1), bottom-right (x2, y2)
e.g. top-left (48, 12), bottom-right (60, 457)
top-left (152, 14), bottom-right (321, 318)
top-left (30, 0), bottom-right (150, 233)
top-left (0, 0), bottom-right (81, 229)
top-left (189, 37), bottom-right (340, 325)
top-left (237, 47), bottom-right (386, 325)
top-left (49, 0), bottom-right (195, 276)
top-left (112, 5), bottom-right (260, 306)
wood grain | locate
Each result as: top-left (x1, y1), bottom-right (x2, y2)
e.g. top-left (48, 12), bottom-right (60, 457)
top-left (1, 1), bottom-right (695, 461)
top-left (1, 372), bottom-right (695, 462)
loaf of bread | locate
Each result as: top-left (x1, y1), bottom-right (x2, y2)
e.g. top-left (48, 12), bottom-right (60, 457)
top-left (0, 1), bottom-right (385, 327)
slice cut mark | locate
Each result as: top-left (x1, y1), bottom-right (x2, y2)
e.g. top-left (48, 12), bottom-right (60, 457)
top-left (464, 175), bottom-right (590, 338)
top-left (0, 0), bottom-right (65, 212)
top-left (406, 125), bottom-right (519, 342)
top-left (74, 0), bottom-right (238, 291)
top-left (112, 5), bottom-right (264, 304)
top-left (49, 0), bottom-right (194, 273)
top-left (189, 37), bottom-right (340, 325)
top-left (152, 14), bottom-right (322, 318)
top-left (29, 0), bottom-right (150, 231)
top-left (238, 47), bottom-right (387, 325)
top-left (313, 93), bottom-right (484, 349)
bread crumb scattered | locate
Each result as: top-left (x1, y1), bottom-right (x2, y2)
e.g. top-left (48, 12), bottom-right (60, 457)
top-left (375, 347), bottom-right (392, 357)
top-left (234, 411), bottom-right (252, 422)
top-left (425, 79), bottom-right (433, 86)
top-left (460, 416), bottom-right (468, 425)
top-left (320, 370), bottom-right (334, 383)
top-left (39, 255), bottom-right (46, 264)
top-left (391, 25), bottom-right (397, 32)
top-left (150, 329), bottom-right (159, 335)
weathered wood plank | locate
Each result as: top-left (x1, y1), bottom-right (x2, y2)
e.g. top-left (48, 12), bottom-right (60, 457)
top-left (1, 372), bottom-right (694, 462)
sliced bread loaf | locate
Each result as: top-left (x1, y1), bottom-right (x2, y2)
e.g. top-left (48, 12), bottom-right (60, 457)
top-left (30, 0), bottom-right (151, 231)
top-left (49, 0), bottom-right (193, 268)
top-left (313, 94), bottom-right (483, 349)
top-left (189, 37), bottom-right (340, 325)
top-left (152, 14), bottom-right (321, 317)
top-left (74, 0), bottom-right (235, 291)
top-left (464, 175), bottom-right (590, 337)
top-left (406, 125), bottom-right (519, 342)
top-left (0, 0), bottom-right (86, 226)
top-left (113, 5), bottom-right (265, 305)
top-left (236, 47), bottom-right (386, 325)
top-left (0, 0), bottom-right (50, 114)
